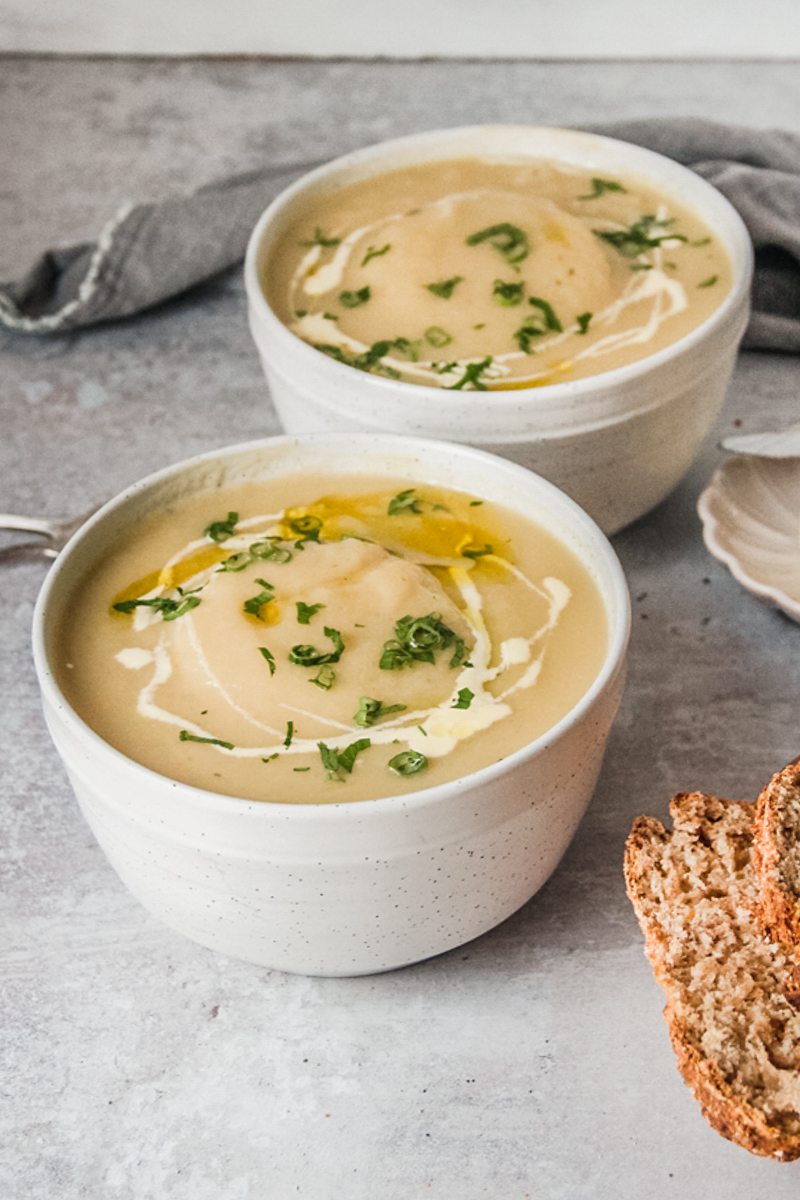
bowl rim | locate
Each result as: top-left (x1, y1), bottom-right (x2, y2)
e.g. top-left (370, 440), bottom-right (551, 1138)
top-left (244, 122), bottom-right (754, 413)
top-left (32, 432), bottom-right (631, 819)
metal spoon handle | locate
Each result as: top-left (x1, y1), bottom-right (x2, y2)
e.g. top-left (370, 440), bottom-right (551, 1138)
top-left (0, 514), bottom-right (59, 538)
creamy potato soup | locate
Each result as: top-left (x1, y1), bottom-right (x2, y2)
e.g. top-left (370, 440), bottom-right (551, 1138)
top-left (57, 476), bottom-right (608, 803)
top-left (266, 157), bottom-right (731, 389)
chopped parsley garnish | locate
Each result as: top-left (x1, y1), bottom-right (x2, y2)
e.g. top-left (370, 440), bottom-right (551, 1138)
top-left (388, 750), bottom-right (428, 777)
top-left (296, 601), bottom-right (325, 624)
top-left (698, 275), bottom-right (719, 288)
top-left (492, 279), bottom-right (524, 306)
top-left (595, 215), bottom-right (686, 258)
top-left (452, 687), bottom-right (475, 710)
top-left (243, 578), bottom-right (275, 620)
top-left (515, 298), bottom-right (562, 352)
top-left (112, 593), bottom-right (201, 621)
top-left (258, 645), bottom-right (276, 676)
top-left (426, 276), bottom-right (463, 299)
top-left (283, 720), bottom-right (294, 748)
top-left (339, 286), bottom-right (371, 308)
top-left (462, 543), bottom-right (493, 559)
top-left (362, 244), bottom-right (391, 266)
top-left (204, 511), bottom-right (238, 543)
top-left (445, 356), bottom-right (493, 391)
top-left (576, 311), bottom-right (593, 334)
top-left (289, 626), bottom-right (345, 666)
top-left (380, 613), bottom-right (466, 671)
top-left (301, 227), bottom-right (340, 248)
top-left (287, 514), bottom-right (322, 541)
top-left (310, 665), bottom-right (336, 690)
top-left (179, 730), bottom-right (234, 750)
top-left (424, 326), bottom-right (452, 349)
top-left (354, 696), bottom-right (408, 728)
top-left (312, 340), bottom-right (401, 380)
top-left (466, 223), bottom-right (530, 267)
top-left (387, 488), bottom-right (423, 516)
top-left (318, 738), bottom-right (371, 780)
top-left (577, 177), bottom-right (627, 201)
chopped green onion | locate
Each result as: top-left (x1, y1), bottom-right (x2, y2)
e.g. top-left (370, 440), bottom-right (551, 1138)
top-left (595, 215), bottom-right (686, 258)
top-left (388, 750), bottom-right (428, 777)
top-left (339, 286), bottom-right (371, 308)
top-left (179, 730), bottom-right (234, 750)
top-left (243, 579), bottom-right (275, 620)
top-left (466, 223), bottom-right (529, 266)
top-left (354, 696), bottom-right (408, 727)
top-left (204, 511), bottom-right (238, 543)
top-left (452, 687), bottom-right (474, 710)
top-left (387, 488), bottom-right (423, 516)
top-left (112, 594), bottom-right (201, 621)
top-left (576, 312), bottom-right (593, 335)
top-left (362, 244), bottom-right (391, 266)
top-left (698, 275), bottom-right (718, 288)
top-left (296, 601), bottom-right (325, 624)
top-left (445, 356), bottom-right (493, 391)
top-left (462, 544), bottom-right (493, 559)
top-left (424, 326), bottom-right (452, 349)
top-left (426, 276), bottom-right (462, 299)
top-left (289, 626), bottom-right (345, 666)
top-left (492, 279), bottom-right (524, 306)
top-left (258, 645), bottom-right (276, 676)
top-left (301, 228), bottom-right (340, 248)
top-left (310, 665), bottom-right (336, 690)
top-left (284, 720), bottom-right (294, 748)
top-left (577, 178), bottom-right (627, 201)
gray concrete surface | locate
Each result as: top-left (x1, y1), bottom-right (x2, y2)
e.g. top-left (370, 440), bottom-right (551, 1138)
top-left (2, 57), bottom-right (799, 1199)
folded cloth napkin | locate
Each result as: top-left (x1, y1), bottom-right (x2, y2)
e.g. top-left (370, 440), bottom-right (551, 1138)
top-left (2, 119), bottom-right (798, 351)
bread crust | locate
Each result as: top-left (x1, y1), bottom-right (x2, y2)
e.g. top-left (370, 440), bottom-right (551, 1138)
top-left (754, 758), bottom-right (800, 951)
top-left (625, 791), bottom-right (800, 1162)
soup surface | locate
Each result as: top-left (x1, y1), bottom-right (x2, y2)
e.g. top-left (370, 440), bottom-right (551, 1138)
top-left (266, 156), bottom-right (731, 390)
top-left (57, 475), bottom-right (608, 803)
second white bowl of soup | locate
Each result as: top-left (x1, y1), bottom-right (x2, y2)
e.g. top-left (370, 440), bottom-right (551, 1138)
top-left (33, 435), bottom-right (629, 975)
top-left (246, 125), bottom-right (753, 534)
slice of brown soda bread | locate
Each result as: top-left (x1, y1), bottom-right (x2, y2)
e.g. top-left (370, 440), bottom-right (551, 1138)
top-left (754, 758), bottom-right (800, 952)
top-left (625, 791), bottom-right (800, 1160)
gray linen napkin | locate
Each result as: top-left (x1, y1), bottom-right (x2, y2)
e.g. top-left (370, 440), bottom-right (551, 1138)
top-left (2, 119), bottom-right (798, 351)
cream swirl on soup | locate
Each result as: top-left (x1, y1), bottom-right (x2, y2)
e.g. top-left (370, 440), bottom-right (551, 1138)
top-left (266, 157), bottom-right (730, 389)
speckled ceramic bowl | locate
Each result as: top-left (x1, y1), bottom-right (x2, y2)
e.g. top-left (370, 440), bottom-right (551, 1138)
top-left (32, 434), bottom-right (630, 976)
top-left (245, 125), bottom-right (753, 535)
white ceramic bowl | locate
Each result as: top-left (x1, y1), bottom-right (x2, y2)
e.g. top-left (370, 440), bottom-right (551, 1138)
top-left (245, 124), bottom-right (753, 536)
top-left (33, 434), bottom-right (630, 976)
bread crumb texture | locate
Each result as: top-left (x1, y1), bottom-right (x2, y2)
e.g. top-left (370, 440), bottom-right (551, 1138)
top-left (755, 758), bottom-right (800, 952)
top-left (625, 790), bottom-right (800, 1161)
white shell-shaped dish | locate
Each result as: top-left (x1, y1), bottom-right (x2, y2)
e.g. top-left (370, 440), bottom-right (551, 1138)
top-left (698, 454), bottom-right (800, 623)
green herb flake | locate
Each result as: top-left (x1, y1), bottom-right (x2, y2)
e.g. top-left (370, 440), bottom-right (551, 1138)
top-left (289, 626), bottom-right (345, 667)
top-left (576, 311), bottom-right (593, 335)
top-left (514, 298), bottom-right (562, 352)
top-left (698, 275), bottom-right (719, 288)
top-left (692, 237), bottom-right (712, 247)
top-left (258, 645), bottom-right (276, 676)
top-left (293, 767), bottom-right (311, 772)
top-left (466, 223), bottom-right (530, 267)
top-left (424, 326), bottom-right (452, 349)
top-left (452, 687), bottom-right (475, 710)
top-left (323, 312), bottom-right (338, 321)
top-left (243, 579), bottom-right (275, 620)
top-left (179, 730), bottom-right (234, 751)
top-left (380, 612), bottom-right (466, 671)
top-left (204, 511), bottom-right (238, 543)
top-left (309, 665), bottom-right (336, 690)
top-left (296, 601), bottom-right (325, 624)
top-left (469, 499), bottom-right (484, 506)
top-left (301, 227), bottom-right (340, 248)
top-left (446, 356), bottom-right (494, 391)
top-left (577, 178), bottom-right (627, 201)
top-left (112, 594), bottom-right (202, 622)
top-left (249, 538), bottom-right (294, 564)
top-left (288, 514), bottom-right (322, 542)
top-left (318, 738), bottom-right (371, 781)
top-left (595, 215), bottom-right (687, 259)
top-left (492, 279), bottom-right (524, 307)
top-left (261, 753), bottom-right (279, 764)
top-left (283, 720), bottom-right (294, 748)
top-left (462, 544), bottom-right (493, 559)
top-left (387, 488), bottom-right (423, 516)
top-left (426, 276), bottom-right (463, 299)
top-left (339, 286), bottom-right (371, 309)
top-left (354, 696), bottom-right (408, 728)
top-left (362, 244), bottom-right (391, 266)
top-left (388, 750), bottom-right (428, 777)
